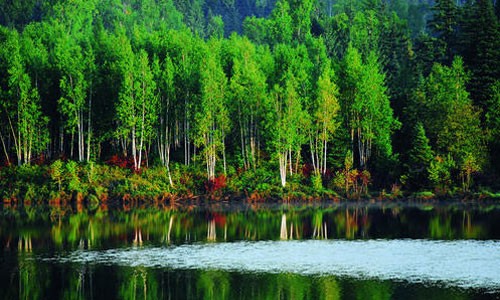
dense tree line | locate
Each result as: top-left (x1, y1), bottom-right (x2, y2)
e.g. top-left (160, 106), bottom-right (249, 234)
top-left (0, 0), bottom-right (499, 193)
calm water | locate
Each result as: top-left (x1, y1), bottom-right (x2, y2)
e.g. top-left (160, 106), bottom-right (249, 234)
top-left (1, 200), bottom-right (500, 299)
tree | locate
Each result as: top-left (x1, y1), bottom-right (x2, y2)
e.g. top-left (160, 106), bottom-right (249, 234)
top-left (166, 29), bottom-right (203, 166)
top-left (227, 35), bottom-right (271, 170)
top-left (342, 46), bottom-right (398, 169)
top-left (429, 154), bottom-right (455, 192)
top-left (52, 0), bottom-right (98, 161)
top-left (0, 29), bottom-right (48, 165)
top-left (459, 0), bottom-right (500, 108)
top-left (242, 16), bottom-right (270, 45)
top-left (195, 39), bottom-right (230, 180)
top-left (115, 30), bottom-right (158, 170)
top-left (288, 0), bottom-right (314, 42)
top-left (207, 15), bottom-right (225, 39)
top-left (486, 81), bottom-right (500, 174)
top-left (153, 54), bottom-right (175, 186)
top-left (173, 0), bottom-right (206, 36)
top-left (403, 123), bottom-right (434, 190)
top-left (417, 57), bottom-right (485, 188)
top-left (428, 0), bottom-right (458, 64)
top-left (54, 30), bottom-right (88, 161)
top-left (272, 71), bottom-right (309, 187)
top-left (309, 62), bottom-right (340, 176)
top-left (269, 0), bottom-right (293, 44)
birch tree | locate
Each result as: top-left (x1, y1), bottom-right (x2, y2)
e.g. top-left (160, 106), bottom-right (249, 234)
top-left (52, 0), bottom-right (97, 161)
top-left (309, 62), bottom-right (340, 176)
top-left (195, 40), bottom-right (230, 180)
top-left (273, 71), bottom-right (309, 187)
top-left (343, 46), bottom-right (398, 169)
top-left (116, 34), bottom-right (159, 170)
top-left (55, 30), bottom-right (87, 161)
top-left (228, 35), bottom-right (270, 170)
top-left (0, 29), bottom-right (48, 165)
top-left (153, 54), bottom-right (175, 186)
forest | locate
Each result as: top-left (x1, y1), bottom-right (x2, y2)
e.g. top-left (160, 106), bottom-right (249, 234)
top-left (0, 0), bottom-right (499, 201)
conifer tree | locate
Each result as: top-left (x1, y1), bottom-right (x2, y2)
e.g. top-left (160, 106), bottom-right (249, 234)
top-left (459, 0), bottom-right (500, 108)
top-left (404, 123), bottom-right (434, 190)
top-left (428, 0), bottom-right (458, 64)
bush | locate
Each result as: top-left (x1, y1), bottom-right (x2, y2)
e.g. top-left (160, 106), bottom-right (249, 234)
top-left (50, 160), bottom-right (64, 190)
top-left (311, 174), bottom-right (323, 191)
top-left (429, 155), bottom-right (455, 194)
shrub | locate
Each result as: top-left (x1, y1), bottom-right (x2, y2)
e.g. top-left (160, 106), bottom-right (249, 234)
top-left (311, 174), bottom-right (323, 191)
top-left (50, 160), bottom-right (64, 191)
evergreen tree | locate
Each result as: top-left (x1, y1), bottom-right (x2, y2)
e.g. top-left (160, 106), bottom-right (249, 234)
top-left (459, 0), bottom-right (500, 108)
top-left (485, 81), bottom-right (500, 175)
top-left (403, 123), bottom-right (434, 190)
top-left (428, 0), bottom-right (458, 64)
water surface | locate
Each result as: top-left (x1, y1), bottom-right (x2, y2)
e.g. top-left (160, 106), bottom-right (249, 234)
top-left (1, 201), bottom-right (500, 299)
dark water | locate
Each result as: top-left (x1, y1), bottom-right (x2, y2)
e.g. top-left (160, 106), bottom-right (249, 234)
top-left (1, 200), bottom-right (500, 299)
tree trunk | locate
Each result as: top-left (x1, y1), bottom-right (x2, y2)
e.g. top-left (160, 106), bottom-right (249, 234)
top-left (87, 83), bottom-right (92, 161)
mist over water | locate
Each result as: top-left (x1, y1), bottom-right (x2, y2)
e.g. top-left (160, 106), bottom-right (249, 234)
top-left (49, 239), bottom-right (500, 291)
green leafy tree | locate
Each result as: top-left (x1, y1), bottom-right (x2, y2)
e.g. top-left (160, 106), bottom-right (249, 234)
top-left (227, 35), bottom-right (271, 170)
top-left (269, 0), bottom-right (293, 44)
top-left (289, 0), bottom-right (314, 42)
top-left (429, 154), bottom-right (455, 193)
top-left (0, 29), bottom-right (48, 165)
top-left (166, 29), bottom-right (203, 165)
top-left (115, 30), bottom-right (158, 170)
top-left (153, 54), bottom-right (176, 186)
top-left (342, 46), bottom-right (399, 169)
top-left (52, 0), bottom-right (97, 161)
top-left (272, 71), bottom-right (309, 187)
top-left (54, 30), bottom-right (88, 161)
top-left (486, 81), bottom-right (500, 174)
top-left (417, 57), bottom-right (485, 188)
top-left (309, 62), bottom-right (340, 176)
top-left (174, 0), bottom-right (206, 36)
top-left (207, 15), bottom-right (225, 39)
top-left (242, 16), bottom-right (271, 45)
top-left (195, 39), bottom-right (230, 180)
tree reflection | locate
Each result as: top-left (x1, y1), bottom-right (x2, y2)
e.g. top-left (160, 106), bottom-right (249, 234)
top-left (196, 270), bottom-right (230, 300)
top-left (18, 241), bottom-right (47, 300)
top-left (119, 268), bottom-right (159, 300)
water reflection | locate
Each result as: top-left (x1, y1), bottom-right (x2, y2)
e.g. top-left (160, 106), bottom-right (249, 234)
top-left (1, 202), bottom-right (500, 299)
top-left (1, 202), bottom-right (500, 251)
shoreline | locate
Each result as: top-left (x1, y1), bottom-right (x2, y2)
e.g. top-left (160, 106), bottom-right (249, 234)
top-left (1, 162), bottom-right (499, 207)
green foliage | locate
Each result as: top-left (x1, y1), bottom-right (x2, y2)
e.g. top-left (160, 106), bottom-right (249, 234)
top-left (311, 174), bottom-right (323, 191)
top-left (65, 161), bottom-right (82, 193)
top-left (195, 39), bottom-right (230, 180)
top-left (414, 57), bottom-right (486, 189)
top-left (428, 0), bottom-right (458, 63)
top-left (403, 123), bottom-right (434, 190)
top-left (429, 155), bottom-right (455, 193)
top-left (50, 160), bottom-right (64, 191)
top-left (342, 46), bottom-right (399, 169)
top-left (0, 0), bottom-right (499, 198)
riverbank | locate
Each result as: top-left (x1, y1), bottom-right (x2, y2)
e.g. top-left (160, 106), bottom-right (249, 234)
top-left (1, 161), bottom-right (499, 205)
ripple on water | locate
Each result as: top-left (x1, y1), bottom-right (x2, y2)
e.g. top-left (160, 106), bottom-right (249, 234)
top-left (47, 239), bottom-right (500, 291)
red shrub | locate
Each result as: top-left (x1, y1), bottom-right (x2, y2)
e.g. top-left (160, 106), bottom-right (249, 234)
top-left (205, 175), bottom-right (227, 193)
top-left (106, 155), bottom-right (136, 170)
